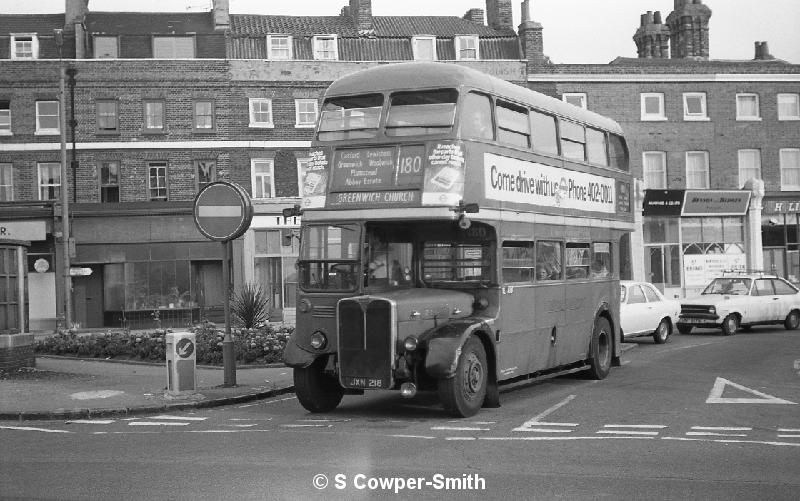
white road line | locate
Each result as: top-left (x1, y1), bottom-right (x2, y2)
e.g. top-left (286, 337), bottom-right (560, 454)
top-left (128, 422), bottom-right (191, 426)
top-left (691, 426), bottom-right (752, 431)
top-left (389, 434), bottom-right (436, 440)
top-left (604, 424), bottom-right (667, 429)
top-left (777, 435), bottom-right (800, 438)
top-left (597, 430), bottom-right (660, 436)
top-left (685, 432), bottom-right (748, 437)
top-left (298, 418), bottom-right (351, 423)
top-left (431, 426), bottom-right (491, 431)
top-left (777, 428), bottom-right (800, 432)
top-left (228, 418), bottom-right (273, 421)
top-left (0, 426), bottom-right (72, 434)
top-left (445, 437), bottom-right (477, 441)
top-left (226, 424), bottom-right (258, 428)
top-left (149, 415), bottom-right (207, 421)
top-left (65, 420), bottom-right (115, 425)
top-left (262, 397), bottom-right (298, 405)
top-left (526, 422), bottom-right (579, 427)
top-left (520, 428), bottom-right (574, 433)
top-left (481, 436), bottom-right (655, 441)
top-left (513, 395), bottom-right (578, 432)
top-left (281, 424), bottom-right (332, 428)
top-left (448, 420), bottom-right (496, 424)
top-left (663, 437), bottom-right (800, 447)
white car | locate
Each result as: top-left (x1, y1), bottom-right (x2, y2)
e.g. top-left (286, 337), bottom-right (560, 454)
top-left (620, 281), bottom-right (681, 344)
top-left (677, 273), bottom-right (800, 336)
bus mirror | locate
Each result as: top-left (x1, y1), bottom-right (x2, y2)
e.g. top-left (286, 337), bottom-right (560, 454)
top-left (282, 205), bottom-right (302, 219)
top-left (458, 215), bottom-right (472, 230)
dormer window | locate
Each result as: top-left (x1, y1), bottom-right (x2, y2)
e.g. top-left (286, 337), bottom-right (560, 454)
top-left (313, 35), bottom-right (338, 60)
top-left (412, 36), bottom-right (437, 61)
top-left (153, 36), bottom-right (195, 58)
top-left (11, 34), bottom-right (38, 60)
top-left (94, 36), bottom-right (118, 59)
top-left (267, 35), bottom-right (292, 60)
top-left (455, 35), bottom-right (479, 60)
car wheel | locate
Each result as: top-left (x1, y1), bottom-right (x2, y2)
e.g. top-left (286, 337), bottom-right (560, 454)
top-left (721, 314), bottom-right (738, 336)
top-left (438, 335), bottom-right (487, 418)
top-left (653, 319), bottom-right (671, 344)
top-left (784, 310), bottom-right (800, 330)
top-left (583, 317), bottom-right (612, 380)
top-left (677, 324), bottom-right (693, 335)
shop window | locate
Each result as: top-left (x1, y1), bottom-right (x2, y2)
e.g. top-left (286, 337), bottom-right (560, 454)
top-left (643, 216), bottom-right (679, 244)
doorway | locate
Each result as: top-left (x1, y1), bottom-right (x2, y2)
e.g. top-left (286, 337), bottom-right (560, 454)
top-left (73, 265), bottom-right (103, 328)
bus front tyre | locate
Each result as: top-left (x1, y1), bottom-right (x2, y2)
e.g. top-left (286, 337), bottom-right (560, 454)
top-left (584, 317), bottom-right (612, 380)
top-left (438, 335), bottom-right (487, 418)
top-left (293, 359), bottom-right (344, 413)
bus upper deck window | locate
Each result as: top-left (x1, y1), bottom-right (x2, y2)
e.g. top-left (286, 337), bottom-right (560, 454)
top-left (530, 109), bottom-right (558, 156)
top-left (608, 134), bottom-right (629, 171)
top-left (460, 92), bottom-right (493, 140)
top-left (385, 89), bottom-right (457, 137)
top-left (317, 94), bottom-right (383, 141)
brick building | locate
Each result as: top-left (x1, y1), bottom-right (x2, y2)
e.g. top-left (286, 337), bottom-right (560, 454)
top-left (0, 0), bottom-right (523, 346)
top-left (520, 0), bottom-right (800, 298)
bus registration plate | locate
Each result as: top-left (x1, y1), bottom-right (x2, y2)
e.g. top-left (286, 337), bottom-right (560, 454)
top-left (347, 377), bottom-right (385, 389)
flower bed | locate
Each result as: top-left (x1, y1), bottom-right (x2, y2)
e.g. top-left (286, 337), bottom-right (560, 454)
top-left (34, 323), bottom-right (293, 365)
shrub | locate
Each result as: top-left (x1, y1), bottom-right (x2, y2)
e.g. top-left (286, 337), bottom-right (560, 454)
top-left (231, 283), bottom-right (270, 329)
top-left (34, 323), bottom-right (294, 365)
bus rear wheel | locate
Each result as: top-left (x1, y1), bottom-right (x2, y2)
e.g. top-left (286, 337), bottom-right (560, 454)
top-left (294, 358), bottom-right (344, 413)
top-left (584, 317), bottom-right (612, 380)
top-left (438, 335), bottom-right (487, 418)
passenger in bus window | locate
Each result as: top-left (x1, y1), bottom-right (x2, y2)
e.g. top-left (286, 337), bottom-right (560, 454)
top-left (537, 265), bottom-right (551, 281)
top-left (461, 93), bottom-right (493, 140)
top-left (369, 252), bottom-right (388, 280)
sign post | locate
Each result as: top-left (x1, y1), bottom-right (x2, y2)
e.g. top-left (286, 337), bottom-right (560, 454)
top-left (193, 182), bottom-right (253, 387)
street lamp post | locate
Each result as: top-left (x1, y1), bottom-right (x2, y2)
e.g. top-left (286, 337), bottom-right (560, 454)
top-left (54, 28), bottom-right (72, 329)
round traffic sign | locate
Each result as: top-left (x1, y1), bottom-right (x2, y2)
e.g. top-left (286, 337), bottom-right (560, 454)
top-left (176, 337), bottom-right (195, 358)
top-left (193, 182), bottom-right (253, 241)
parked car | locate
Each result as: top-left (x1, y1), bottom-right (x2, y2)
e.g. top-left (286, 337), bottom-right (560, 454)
top-left (620, 281), bottom-right (680, 343)
top-left (676, 273), bottom-right (800, 336)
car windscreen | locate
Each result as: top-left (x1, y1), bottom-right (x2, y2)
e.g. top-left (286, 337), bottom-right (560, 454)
top-left (701, 278), bottom-right (751, 295)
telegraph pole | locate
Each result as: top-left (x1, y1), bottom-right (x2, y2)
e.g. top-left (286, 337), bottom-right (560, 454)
top-left (54, 29), bottom-right (72, 329)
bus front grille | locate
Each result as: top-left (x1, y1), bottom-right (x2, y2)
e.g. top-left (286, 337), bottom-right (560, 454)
top-left (312, 305), bottom-right (336, 318)
top-left (337, 298), bottom-right (394, 390)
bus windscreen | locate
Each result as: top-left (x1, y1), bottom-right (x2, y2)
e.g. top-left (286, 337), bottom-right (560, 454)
top-left (318, 94), bottom-right (383, 141)
top-left (385, 89), bottom-right (457, 137)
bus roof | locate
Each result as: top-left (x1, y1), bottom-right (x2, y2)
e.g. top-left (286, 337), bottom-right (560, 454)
top-left (324, 62), bottom-right (624, 135)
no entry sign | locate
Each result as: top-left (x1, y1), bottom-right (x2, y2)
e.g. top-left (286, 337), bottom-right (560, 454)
top-left (193, 182), bottom-right (253, 241)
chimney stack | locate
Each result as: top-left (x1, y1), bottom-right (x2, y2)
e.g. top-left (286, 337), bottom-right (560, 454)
top-left (666, 0), bottom-right (712, 60)
top-left (519, 0), bottom-right (545, 72)
top-left (349, 0), bottom-right (374, 35)
top-left (754, 41), bottom-right (775, 60)
top-left (486, 0), bottom-right (514, 32)
top-left (633, 10), bottom-right (671, 59)
top-left (463, 8), bottom-right (485, 25)
top-left (212, 0), bottom-right (230, 30)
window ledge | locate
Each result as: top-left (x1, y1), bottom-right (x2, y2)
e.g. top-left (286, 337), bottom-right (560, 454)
top-left (641, 116), bottom-right (668, 122)
top-left (96, 131), bottom-right (120, 136)
top-left (778, 117), bottom-right (800, 121)
top-left (295, 124), bottom-right (315, 129)
top-left (249, 123), bottom-right (275, 128)
top-left (736, 117), bottom-right (762, 121)
top-left (142, 129), bottom-right (167, 135)
top-left (34, 130), bottom-right (60, 136)
top-left (192, 129), bottom-right (217, 134)
top-left (683, 116), bottom-right (710, 122)
top-left (0, 131), bottom-right (12, 136)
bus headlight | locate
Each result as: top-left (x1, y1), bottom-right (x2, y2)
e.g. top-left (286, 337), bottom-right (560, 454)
top-left (403, 336), bottom-right (418, 352)
top-left (310, 331), bottom-right (327, 350)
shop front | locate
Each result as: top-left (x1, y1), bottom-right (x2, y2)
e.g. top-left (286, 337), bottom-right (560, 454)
top-left (762, 197), bottom-right (800, 285)
top-left (642, 189), bottom-right (752, 298)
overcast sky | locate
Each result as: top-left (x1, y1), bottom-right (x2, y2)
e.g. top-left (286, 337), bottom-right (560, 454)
top-left (2, 0), bottom-right (798, 64)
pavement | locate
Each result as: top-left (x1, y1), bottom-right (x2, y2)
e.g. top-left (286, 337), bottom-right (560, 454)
top-left (0, 356), bottom-right (295, 421)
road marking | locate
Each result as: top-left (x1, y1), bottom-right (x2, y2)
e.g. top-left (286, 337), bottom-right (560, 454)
top-left (691, 426), bottom-right (752, 431)
top-left (604, 424), bottom-right (667, 429)
top-left (663, 437), bottom-right (800, 447)
top-left (65, 420), bottom-right (115, 425)
top-left (597, 430), bottom-right (660, 436)
top-left (686, 431), bottom-right (748, 437)
top-left (281, 424), bottom-right (332, 428)
top-left (777, 428), bottom-right (800, 432)
top-left (0, 426), bottom-right (72, 434)
top-left (389, 434), bottom-right (436, 440)
top-left (228, 418), bottom-right (273, 421)
top-left (128, 422), bottom-right (191, 426)
top-left (706, 377), bottom-right (797, 404)
top-left (777, 435), bottom-right (800, 438)
top-left (514, 395), bottom-right (577, 431)
top-left (431, 426), bottom-right (491, 431)
top-left (298, 418), bottom-right (351, 423)
top-left (70, 390), bottom-right (125, 400)
top-left (481, 436), bottom-right (654, 441)
top-left (226, 424), bottom-right (258, 428)
top-left (262, 397), bottom-right (298, 405)
top-left (520, 428), bottom-right (574, 433)
top-left (445, 437), bottom-right (477, 441)
top-left (448, 420), bottom-right (496, 424)
top-left (149, 415), bottom-right (208, 421)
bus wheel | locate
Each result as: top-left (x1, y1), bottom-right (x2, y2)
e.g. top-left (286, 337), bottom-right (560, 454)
top-left (438, 335), bottom-right (487, 418)
top-left (293, 358), bottom-right (344, 413)
top-left (584, 317), bottom-right (612, 380)
top-left (653, 319), bottom-right (671, 344)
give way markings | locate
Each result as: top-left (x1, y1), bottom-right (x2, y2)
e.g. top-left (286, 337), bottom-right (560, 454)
top-left (705, 377), bottom-right (796, 404)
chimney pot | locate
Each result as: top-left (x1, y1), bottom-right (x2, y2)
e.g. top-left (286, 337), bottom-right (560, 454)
top-left (654, 11), bottom-right (662, 24)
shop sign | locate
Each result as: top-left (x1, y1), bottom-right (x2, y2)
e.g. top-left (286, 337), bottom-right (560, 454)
top-left (643, 190), bottom-right (684, 216)
top-left (0, 220), bottom-right (47, 241)
top-left (682, 190), bottom-right (751, 216)
top-left (683, 253), bottom-right (746, 288)
top-left (763, 200), bottom-right (800, 214)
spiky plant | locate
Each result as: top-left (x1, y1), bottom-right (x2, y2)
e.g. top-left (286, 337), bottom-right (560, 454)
top-left (231, 282), bottom-right (270, 328)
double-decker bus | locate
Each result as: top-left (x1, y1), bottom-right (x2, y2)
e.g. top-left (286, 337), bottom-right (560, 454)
top-left (283, 62), bottom-right (633, 417)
